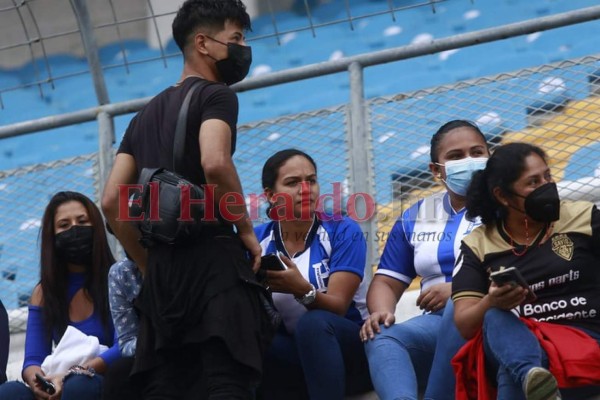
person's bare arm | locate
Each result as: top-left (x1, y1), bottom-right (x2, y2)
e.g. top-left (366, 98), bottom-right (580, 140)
top-left (267, 255), bottom-right (360, 316)
top-left (454, 283), bottom-right (527, 339)
top-left (199, 119), bottom-right (261, 271)
top-left (360, 274), bottom-right (407, 341)
top-left (101, 153), bottom-right (147, 273)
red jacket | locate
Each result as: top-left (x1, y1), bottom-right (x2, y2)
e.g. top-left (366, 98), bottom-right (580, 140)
top-left (452, 318), bottom-right (600, 400)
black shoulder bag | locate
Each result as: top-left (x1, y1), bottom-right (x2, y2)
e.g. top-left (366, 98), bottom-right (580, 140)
top-left (133, 80), bottom-right (209, 247)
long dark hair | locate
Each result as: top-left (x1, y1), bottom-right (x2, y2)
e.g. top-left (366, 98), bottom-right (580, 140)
top-left (39, 191), bottom-right (115, 341)
top-left (466, 142), bottom-right (548, 224)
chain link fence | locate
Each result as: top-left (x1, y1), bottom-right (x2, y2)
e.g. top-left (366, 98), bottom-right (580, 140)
top-left (1, 0), bottom-right (599, 336)
top-left (370, 54), bottom-right (600, 256)
top-left (0, 154), bottom-right (97, 330)
top-left (2, 52), bottom-right (600, 331)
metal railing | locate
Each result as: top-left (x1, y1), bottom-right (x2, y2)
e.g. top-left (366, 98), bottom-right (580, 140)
top-left (1, 3), bottom-right (600, 333)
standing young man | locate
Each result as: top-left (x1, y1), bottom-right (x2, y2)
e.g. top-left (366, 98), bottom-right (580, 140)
top-left (101, 1), bottom-right (270, 398)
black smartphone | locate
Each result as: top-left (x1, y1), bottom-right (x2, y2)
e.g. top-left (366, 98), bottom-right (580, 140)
top-left (35, 372), bottom-right (56, 395)
top-left (490, 266), bottom-right (537, 302)
top-left (261, 252), bottom-right (287, 271)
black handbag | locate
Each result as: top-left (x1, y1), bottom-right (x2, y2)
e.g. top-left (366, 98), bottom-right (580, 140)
top-left (132, 80), bottom-right (209, 247)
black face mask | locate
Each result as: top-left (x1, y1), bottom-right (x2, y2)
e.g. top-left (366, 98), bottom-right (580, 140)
top-left (207, 37), bottom-right (252, 85)
top-left (55, 225), bottom-right (94, 266)
top-left (515, 182), bottom-right (561, 223)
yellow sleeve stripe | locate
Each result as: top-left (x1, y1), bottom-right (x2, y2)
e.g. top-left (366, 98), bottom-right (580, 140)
top-left (452, 291), bottom-right (485, 301)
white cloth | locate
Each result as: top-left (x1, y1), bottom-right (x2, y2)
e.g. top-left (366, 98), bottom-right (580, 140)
top-left (41, 326), bottom-right (108, 375)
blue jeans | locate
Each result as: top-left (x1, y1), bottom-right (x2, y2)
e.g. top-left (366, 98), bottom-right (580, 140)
top-left (0, 375), bottom-right (104, 400)
top-left (427, 300), bottom-right (466, 400)
top-left (365, 300), bottom-right (465, 400)
top-left (482, 308), bottom-right (600, 400)
top-left (258, 310), bottom-right (372, 400)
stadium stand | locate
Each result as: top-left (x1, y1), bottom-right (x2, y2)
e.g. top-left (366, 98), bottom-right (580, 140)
top-left (2, 2), bottom-right (600, 398)
top-left (0, 0), bottom-right (598, 169)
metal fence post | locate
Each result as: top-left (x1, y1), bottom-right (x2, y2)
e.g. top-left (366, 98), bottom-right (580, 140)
top-left (97, 111), bottom-right (121, 257)
top-left (348, 61), bottom-right (377, 278)
top-left (70, 0), bottom-right (110, 106)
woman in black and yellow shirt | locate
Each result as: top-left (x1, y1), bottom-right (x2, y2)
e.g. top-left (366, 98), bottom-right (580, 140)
top-left (452, 142), bottom-right (600, 400)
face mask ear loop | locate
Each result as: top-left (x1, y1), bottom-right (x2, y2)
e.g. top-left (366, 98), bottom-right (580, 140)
top-left (202, 34), bottom-right (226, 62)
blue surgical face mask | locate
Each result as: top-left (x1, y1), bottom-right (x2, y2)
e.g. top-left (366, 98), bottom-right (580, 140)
top-left (439, 157), bottom-right (488, 196)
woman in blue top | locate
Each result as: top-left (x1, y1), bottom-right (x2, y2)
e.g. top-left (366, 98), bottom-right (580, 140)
top-left (0, 191), bottom-right (119, 400)
top-left (360, 120), bottom-right (490, 400)
top-left (255, 149), bottom-right (372, 400)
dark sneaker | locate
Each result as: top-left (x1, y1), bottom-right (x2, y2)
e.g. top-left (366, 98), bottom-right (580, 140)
top-left (523, 367), bottom-right (562, 400)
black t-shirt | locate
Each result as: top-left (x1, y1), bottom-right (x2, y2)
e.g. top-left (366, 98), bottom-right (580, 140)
top-left (117, 77), bottom-right (238, 186)
top-left (452, 201), bottom-right (600, 334)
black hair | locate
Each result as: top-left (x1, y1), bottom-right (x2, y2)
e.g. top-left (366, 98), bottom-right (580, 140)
top-left (466, 142), bottom-right (548, 224)
top-left (262, 149), bottom-right (317, 190)
top-left (430, 120), bottom-right (487, 163)
top-left (39, 191), bottom-right (115, 341)
top-left (172, 0), bottom-right (251, 53)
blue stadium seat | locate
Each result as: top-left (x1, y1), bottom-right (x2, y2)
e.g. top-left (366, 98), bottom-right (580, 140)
top-left (564, 142), bottom-right (600, 181)
top-left (479, 51), bottom-right (548, 77)
top-left (99, 39), bottom-right (156, 65)
top-left (311, 0), bottom-right (348, 23)
top-left (0, 88), bottom-right (50, 124)
top-left (365, 63), bottom-right (454, 98)
top-left (389, 152), bottom-right (432, 192)
top-left (569, 37), bottom-right (600, 59)
top-left (0, 71), bottom-right (22, 91)
top-left (525, 75), bottom-right (571, 117)
top-left (514, 30), bottom-right (572, 63)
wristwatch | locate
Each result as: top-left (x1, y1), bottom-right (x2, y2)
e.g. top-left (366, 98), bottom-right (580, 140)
top-left (295, 283), bottom-right (317, 306)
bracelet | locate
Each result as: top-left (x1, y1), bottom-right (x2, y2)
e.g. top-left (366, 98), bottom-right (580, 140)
top-left (62, 365), bottom-right (96, 383)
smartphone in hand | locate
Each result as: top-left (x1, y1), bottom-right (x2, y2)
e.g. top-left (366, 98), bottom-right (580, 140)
top-left (35, 372), bottom-right (56, 395)
top-left (261, 252), bottom-right (287, 271)
top-left (490, 266), bottom-right (537, 302)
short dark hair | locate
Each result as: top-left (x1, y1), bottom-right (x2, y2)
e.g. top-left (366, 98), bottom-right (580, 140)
top-left (172, 0), bottom-right (251, 53)
top-left (430, 120), bottom-right (487, 163)
top-left (262, 149), bottom-right (317, 190)
top-left (466, 142), bottom-right (547, 224)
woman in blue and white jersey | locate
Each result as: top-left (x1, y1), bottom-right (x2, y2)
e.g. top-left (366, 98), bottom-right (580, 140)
top-left (255, 149), bottom-right (372, 400)
top-left (360, 120), bottom-right (490, 400)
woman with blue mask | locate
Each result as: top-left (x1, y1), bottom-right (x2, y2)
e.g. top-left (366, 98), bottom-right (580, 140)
top-left (361, 120), bottom-right (489, 400)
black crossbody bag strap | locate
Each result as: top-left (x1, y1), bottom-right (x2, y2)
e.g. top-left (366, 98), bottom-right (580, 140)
top-left (173, 80), bottom-right (205, 174)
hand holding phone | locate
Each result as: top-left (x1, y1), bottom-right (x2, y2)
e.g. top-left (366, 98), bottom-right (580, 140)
top-left (490, 266), bottom-right (536, 302)
top-left (35, 372), bottom-right (56, 395)
top-left (260, 252), bottom-right (287, 271)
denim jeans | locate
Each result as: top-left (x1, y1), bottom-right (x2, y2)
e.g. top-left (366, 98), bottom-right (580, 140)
top-left (0, 375), bottom-right (104, 400)
top-left (365, 300), bottom-right (464, 400)
top-left (482, 308), bottom-right (600, 400)
top-left (258, 309), bottom-right (372, 400)
top-left (426, 300), bottom-right (466, 400)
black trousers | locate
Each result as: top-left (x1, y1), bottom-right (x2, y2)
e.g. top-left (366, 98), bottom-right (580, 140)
top-left (102, 357), bottom-right (140, 400)
top-left (137, 338), bottom-right (256, 400)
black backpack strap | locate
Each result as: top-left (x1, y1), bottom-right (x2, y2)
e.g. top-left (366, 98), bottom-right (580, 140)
top-left (138, 167), bottom-right (162, 186)
top-left (173, 80), bottom-right (205, 174)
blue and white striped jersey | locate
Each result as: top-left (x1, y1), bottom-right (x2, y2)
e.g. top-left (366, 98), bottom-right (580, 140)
top-left (376, 191), bottom-right (480, 292)
top-left (255, 216), bottom-right (369, 333)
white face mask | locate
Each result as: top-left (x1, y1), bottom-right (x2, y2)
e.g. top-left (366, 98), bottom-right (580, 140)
top-left (439, 157), bottom-right (488, 196)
